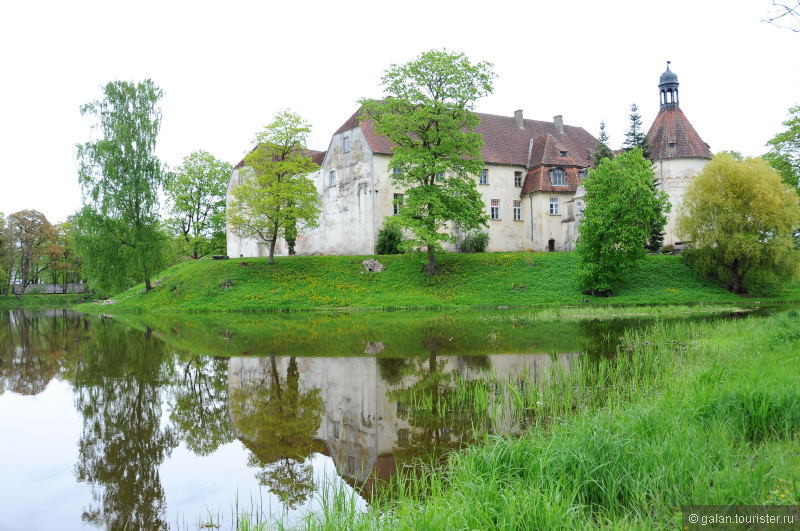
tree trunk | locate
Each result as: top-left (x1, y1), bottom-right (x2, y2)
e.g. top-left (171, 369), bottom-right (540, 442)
top-left (729, 260), bottom-right (745, 294)
top-left (423, 244), bottom-right (438, 275)
top-left (269, 237), bottom-right (277, 264)
top-left (145, 277), bottom-right (152, 292)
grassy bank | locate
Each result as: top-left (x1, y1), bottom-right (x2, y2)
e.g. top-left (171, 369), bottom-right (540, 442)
top-left (282, 310), bottom-right (800, 529)
top-left (80, 252), bottom-right (799, 312)
top-left (0, 294), bottom-right (85, 310)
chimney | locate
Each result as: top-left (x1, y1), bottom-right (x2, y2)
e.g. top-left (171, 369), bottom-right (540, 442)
top-left (514, 109), bottom-right (524, 129)
top-left (553, 115), bottom-right (564, 135)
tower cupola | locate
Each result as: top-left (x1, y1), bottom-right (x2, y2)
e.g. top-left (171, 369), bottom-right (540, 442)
top-left (659, 61), bottom-right (679, 109)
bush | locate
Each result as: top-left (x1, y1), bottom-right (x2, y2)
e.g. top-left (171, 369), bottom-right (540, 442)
top-left (376, 220), bottom-right (404, 255)
top-left (461, 231), bottom-right (489, 253)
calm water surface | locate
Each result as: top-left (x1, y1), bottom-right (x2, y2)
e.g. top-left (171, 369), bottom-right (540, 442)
top-left (0, 307), bottom-right (756, 529)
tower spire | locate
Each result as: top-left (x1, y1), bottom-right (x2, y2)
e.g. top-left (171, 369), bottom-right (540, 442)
top-left (659, 61), bottom-right (679, 109)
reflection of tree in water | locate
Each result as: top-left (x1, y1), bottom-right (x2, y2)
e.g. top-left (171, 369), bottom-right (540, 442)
top-left (0, 309), bottom-right (85, 395)
top-left (73, 321), bottom-right (177, 530)
top-left (170, 355), bottom-right (233, 455)
top-left (229, 356), bottom-right (324, 509)
top-left (388, 335), bottom-right (492, 468)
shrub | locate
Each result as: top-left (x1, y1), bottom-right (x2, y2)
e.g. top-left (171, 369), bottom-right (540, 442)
top-left (376, 220), bottom-right (404, 255)
top-left (462, 231), bottom-right (489, 253)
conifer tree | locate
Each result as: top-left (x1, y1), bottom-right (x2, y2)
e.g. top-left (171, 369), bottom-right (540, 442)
top-left (592, 121), bottom-right (615, 166)
top-left (623, 104), bottom-right (649, 157)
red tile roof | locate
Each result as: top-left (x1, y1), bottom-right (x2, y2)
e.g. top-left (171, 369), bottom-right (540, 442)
top-left (646, 107), bottom-right (711, 160)
top-left (235, 148), bottom-right (326, 169)
top-left (521, 166), bottom-right (584, 195)
top-left (335, 109), bottom-right (598, 167)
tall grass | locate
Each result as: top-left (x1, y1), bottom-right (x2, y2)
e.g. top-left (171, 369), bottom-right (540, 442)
top-left (267, 311), bottom-right (800, 530)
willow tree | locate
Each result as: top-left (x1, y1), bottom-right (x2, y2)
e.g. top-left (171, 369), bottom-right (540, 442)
top-left (76, 79), bottom-right (166, 294)
top-left (228, 111), bottom-right (320, 264)
top-left (361, 49), bottom-right (495, 274)
top-left (677, 153), bottom-right (800, 293)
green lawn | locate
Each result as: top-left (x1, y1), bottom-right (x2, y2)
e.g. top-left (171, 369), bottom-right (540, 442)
top-left (81, 252), bottom-right (798, 312)
top-left (0, 293), bottom-right (86, 310)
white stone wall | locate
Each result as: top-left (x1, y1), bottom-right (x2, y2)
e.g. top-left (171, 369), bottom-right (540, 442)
top-left (652, 157), bottom-right (708, 246)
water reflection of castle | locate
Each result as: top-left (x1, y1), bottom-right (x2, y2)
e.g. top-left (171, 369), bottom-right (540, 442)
top-left (228, 351), bottom-right (579, 495)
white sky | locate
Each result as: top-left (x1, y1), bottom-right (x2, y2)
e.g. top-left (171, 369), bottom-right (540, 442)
top-left (1, 0), bottom-right (798, 223)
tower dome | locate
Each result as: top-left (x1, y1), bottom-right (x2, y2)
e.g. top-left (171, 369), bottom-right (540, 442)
top-left (659, 61), bottom-right (679, 108)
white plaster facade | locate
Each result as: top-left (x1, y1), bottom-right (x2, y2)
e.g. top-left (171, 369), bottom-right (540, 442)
top-left (653, 157), bottom-right (709, 246)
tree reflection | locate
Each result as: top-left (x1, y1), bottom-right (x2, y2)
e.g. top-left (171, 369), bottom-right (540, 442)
top-left (388, 335), bottom-right (492, 468)
top-left (229, 356), bottom-right (324, 509)
top-left (72, 320), bottom-right (177, 530)
top-left (170, 355), bottom-right (234, 455)
top-left (0, 309), bottom-right (84, 395)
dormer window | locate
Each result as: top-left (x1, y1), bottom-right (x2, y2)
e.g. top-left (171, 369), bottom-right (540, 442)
top-left (559, 150), bottom-right (568, 157)
top-left (550, 168), bottom-right (565, 186)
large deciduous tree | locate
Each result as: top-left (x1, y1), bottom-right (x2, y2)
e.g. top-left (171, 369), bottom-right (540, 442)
top-left (7, 210), bottom-right (57, 295)
top-left (165, 151), bottom-right (231, 260)
top-left (76, 79), bottom-right (167, 294)
top-left (227, 111), bottom-right (321, 264)
top-left (577, 149), bottom-right (670, 295)
top-left (765, 104), bottom-right (800, 192)
top-left (677, 153), bottom-right (800, 294)
top-left (361, 49), bottom-right (495, 274)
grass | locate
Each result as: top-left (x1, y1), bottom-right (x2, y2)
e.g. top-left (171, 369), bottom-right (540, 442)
top-left (226, 309), bottom-right (800, 529)
top-left (79, 252), bottom-right (799, 312)
top-left (0, 293), bottom-right (86, 310)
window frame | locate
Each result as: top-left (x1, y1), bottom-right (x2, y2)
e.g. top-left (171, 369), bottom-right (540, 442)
top-left (550, 168), bottom-right (565, 186)
top-left (490, 198), bottom-right (500, 220)
top-left (329, 170), bottom-right (337, 187)
top-left (479, 168), bottom-right (489, 185)
top-left (393, 193), bottom-right (404, 215)
top-left (514, 171), bottom-right (522, 187)
top-left (513, 200), bottom-right (522, 221)
top-left (343, 136), bottom-right (351, 153)
top-left (549, 197), bottom-right (560, 215)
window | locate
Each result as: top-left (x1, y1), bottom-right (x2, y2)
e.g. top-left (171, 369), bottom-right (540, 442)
top-left (549, 197), bottom-right (560, 215)
top-left (435, 172), bottom-right (444, 182)
top-left (514, 171), bottom-right (522, 187)
top-left (329, 170), bottom-right (337, 187)
top-left (550, 168), bottom-right (565, 186)
top-left (398, 428), bottom-right (409, 446)
top-left (559, 150), bottom-right (568, 157)
top-left (579, 169), bottom-right (587, 180)
top-left (513, 200), bottom-right (521, 221)
top-left (479, 168), bottom-right (488, 185)
top-left (393, 193), bottom-right (404, 215)
top-left (490, 199), bottom-right (500, 220)
top-left (392, 167), bottom-right (401, 178)
top-left (343, 136), bottom-right (351, 153)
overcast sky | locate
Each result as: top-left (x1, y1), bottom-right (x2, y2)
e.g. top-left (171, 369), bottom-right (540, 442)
top-left (1, 0), bottom-right (798, 223)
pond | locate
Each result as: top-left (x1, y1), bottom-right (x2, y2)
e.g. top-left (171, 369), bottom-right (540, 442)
top-left (0, 306), bottom-right (763, 529)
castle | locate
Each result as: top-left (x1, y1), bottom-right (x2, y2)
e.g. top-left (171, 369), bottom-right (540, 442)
top-left (227, 64), bottom-right (711, 257)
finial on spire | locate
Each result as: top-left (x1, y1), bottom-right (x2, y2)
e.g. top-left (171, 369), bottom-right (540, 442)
top-left (666, 60), bottom-right (671, 68)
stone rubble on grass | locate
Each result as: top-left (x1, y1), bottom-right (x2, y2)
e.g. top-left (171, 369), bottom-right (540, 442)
top-left (362, 259), bottom-right (384, 273)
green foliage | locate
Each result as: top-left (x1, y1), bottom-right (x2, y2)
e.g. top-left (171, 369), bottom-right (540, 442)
top-left (461, 231), bottom-right (489, 253)
top-left (591, 121), bottom-right (614, 166)
top-left (227, 111), bottom-right (320, 264)
top-left (622, 103), bottom-right (649, 157)
top-left (765, 104), bottom-right (800, 192)
top-left (360, 49), bottom-right (495, 274)
top-left (165, 150), bottom-right (231, 259)
top-left (6, 210), bottom-right (57, 295)
top-left (677, 153), bottom-right (800, 293)
top-left (578, 149), bottom-right (670, 294)
top-left (376, 218), bottom-right (405, 255)
top-left (76, 79), bottom-right (167, 294)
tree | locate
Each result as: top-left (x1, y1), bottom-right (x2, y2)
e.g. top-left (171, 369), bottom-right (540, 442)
top-left (677, 153), bottom-right (800, 294)
top-left (76, 79), bottom-right (167, 294)
top-left (592, 121), bottom-right (615, 166)
top-left (165, 151), bottom-right (231, 260)
top-left (7, 210), bottom-right (57, 295)
top-left (622, 104), bottom-right (649, 156)
top-left (577, 149), bottom-right (669, 295)
top-left (763, 1), bottom-right (800, 32)
top-left (360, 49), bottom-right (495, 274)
top-left (765, 104), bottom-right (800, 192)
top-left (227, 111), bottom-right (321, 264)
